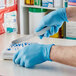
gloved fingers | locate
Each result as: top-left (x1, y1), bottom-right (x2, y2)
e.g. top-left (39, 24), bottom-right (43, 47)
top-left (24, 60), bottom-right (34, 68)
top-left (39, 34), bottom-right (44, 39)
top-left (20, 56), bottom-right (25, 67)
top-left (49, 26), bottom-right (54, 36)
top-left (48, 30), bottom-right (51, 37)
top-left (35, 21), bottom-right (46, 32)
top-left (13, 51), bottom-right (19, 63)
top-left (44, 30), bottom-right (50, 37)
top-left (44, 26), bottom-right (60, 37)
top-left (54, 26), bottom-right (59, 34)
top-left (24, 60), bottom-right (30, 68)
top-left (14, 54), bottom-right (21, 64)
top-left (57, 21), bottom-right (64, 28)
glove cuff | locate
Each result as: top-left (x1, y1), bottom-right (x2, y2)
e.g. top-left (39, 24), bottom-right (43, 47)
top-left (44, 44), bottom-right (55, 61)
top-left (57, 8), bottom-right (69, 22)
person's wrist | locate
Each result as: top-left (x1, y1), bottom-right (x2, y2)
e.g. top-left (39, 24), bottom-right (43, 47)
top-left (50, 45), bottom-right (56, 61)
top-left (43, 44), bottom-right (55, 61)
top-left (50, 45), bottom-right (61, 61)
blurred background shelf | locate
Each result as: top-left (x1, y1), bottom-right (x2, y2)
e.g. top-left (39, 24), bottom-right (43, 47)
top-left (22, 5), bottom-right (57, 10)
top-left (19, 0), bottom-right (68, 38)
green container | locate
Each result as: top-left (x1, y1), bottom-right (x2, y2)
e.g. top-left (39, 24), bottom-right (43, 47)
top-left (34, 0), bottom-right (42, 6)
top-left (29, 8), bottom-right (47, 13)
top-left (64, 2), bottom-right (68, 7)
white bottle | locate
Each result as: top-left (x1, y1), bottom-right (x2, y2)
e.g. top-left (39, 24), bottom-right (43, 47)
top-left (29, 8), bottom-right (47, 35)
top-left (54, 0), bottom-right (63, 8)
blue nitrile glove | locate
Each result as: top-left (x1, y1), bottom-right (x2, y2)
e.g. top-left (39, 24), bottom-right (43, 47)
top-left (13, 43), bottom-right (54, 68)
top-left (35, 8), bottom-right (68, 39)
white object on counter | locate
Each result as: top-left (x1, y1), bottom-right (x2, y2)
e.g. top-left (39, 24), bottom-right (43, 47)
top-left (1, 34), bottom-right (76, 76)
top-left (1, 42), bottom-right (33, 60)
top-left (12, 26), bottom-right (51, 44)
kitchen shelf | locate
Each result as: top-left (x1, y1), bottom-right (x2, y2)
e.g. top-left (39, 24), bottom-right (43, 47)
top-left (22, 4), bottom-right (58, 10)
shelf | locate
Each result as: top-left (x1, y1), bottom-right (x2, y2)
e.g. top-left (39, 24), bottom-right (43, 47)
top-left (22, 5), bottom-right (58, 10)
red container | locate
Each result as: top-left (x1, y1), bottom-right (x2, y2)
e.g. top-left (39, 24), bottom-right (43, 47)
top-left (0, 0), bottom-right (17, 35)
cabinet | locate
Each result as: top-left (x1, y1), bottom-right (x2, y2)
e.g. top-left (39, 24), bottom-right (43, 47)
top-left (19, 0), bottom-right (65, 38)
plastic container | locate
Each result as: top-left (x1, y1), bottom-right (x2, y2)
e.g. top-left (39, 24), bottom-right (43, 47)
top-left (50, 32), bottom-right (59, 38)
top-left (59, 23), bottom-right (65, 38)
top-left (66, 0), bottom-right (76, 40)
top-left (4, 11), bottom-right (17, 33)
top-left (66, 21), bottom-right (76, 40)
top-left (34, 0), bottom-right (42, 6)
top-left (30, 0), bottom-right (34, 5)
top-left (63, 0), bottom-right (68, 7)
top-left (54, 0), bottom-right (63, 8)
top-left (29, 8), bottom-right (47, 34)
top-left (25, 0), bottom-right (31, 5)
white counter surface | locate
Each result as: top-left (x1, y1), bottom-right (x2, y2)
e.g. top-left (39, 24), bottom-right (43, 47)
top-left (0, 33), bottom-right (76, 76)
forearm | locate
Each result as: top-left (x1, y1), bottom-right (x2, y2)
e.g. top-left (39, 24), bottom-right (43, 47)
top-left (50, 45), bottom-right (76, 67)
top-left (66, 7), bottom-right (76, 21)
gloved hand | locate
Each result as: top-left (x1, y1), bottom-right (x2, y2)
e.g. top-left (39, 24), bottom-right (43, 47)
top-left (35, 8), bottom-right (68, 39)
top-left (13, 43), bottom-right (54, 68)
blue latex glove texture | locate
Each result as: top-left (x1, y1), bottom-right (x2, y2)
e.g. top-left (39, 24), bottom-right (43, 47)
top-left (35, 8), bottom-right (68, 39)
top-left (13, 43), bottom-right (54, 68)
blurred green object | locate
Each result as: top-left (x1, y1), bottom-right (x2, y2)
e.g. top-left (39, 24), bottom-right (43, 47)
top-left (66, 37), bottom-right (76, 40)
top-left (34, 0), bottom-right (42, 6)
top-left (65, 2), bottom-right (68, 7)
top-left (29, 8), bottom-right (47, 12)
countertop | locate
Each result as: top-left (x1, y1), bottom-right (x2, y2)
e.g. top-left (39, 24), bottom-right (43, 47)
top-left (0, 33), bottom-right (76, 76)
